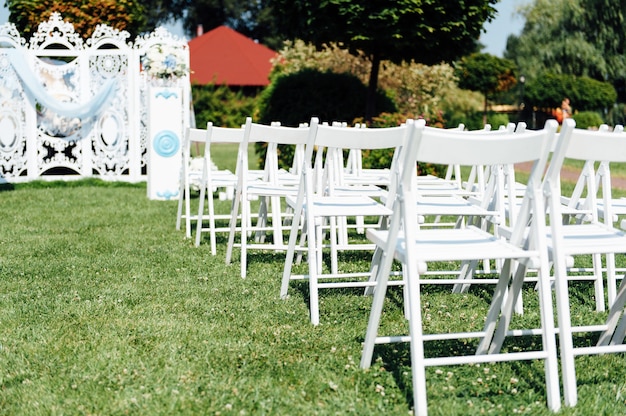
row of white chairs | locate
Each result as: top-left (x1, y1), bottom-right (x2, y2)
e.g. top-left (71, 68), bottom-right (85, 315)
top-left (360, 118), bottom-right (626, 414)
top-left (175, 117), bottom-right (626, 415)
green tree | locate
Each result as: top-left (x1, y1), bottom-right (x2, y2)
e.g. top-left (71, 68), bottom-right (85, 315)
top-left (267, 0), bottom-right (498, 121)
top-left (179, 0), bottom-right (284, 50)
top-left (7, 0), bottom-right (148, 38)
top-left (455, 52), bottom-right (517, 124)
top-left (506, 0), bottom-right (626, 101)
top-left (142, 0), bottom-right (189, 32)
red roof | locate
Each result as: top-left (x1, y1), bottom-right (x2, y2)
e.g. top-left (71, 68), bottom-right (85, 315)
top-left (188, 25), bottom-right (277, 86)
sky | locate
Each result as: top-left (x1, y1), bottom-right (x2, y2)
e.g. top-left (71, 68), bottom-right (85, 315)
top-left (481, 0), bottom-right (530, 56)
top-left (0, 1), bottom-right (528, 56)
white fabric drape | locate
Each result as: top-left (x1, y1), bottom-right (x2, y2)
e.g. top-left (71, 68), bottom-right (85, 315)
top-left (6, 48), bottom-right (117, 119)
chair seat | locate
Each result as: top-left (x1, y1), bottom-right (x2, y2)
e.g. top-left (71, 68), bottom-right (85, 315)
top-left (367, 226), bottom-right (539, 266)
top-left (246, 181), bottom-right (300, 197)
top-left (416, 195), bottom-right (499, 217)
top-left (547, 223), bottom-right (626, 255)
top-left (287, 194), bottom-right (393, 217)
top-left (593, 198), bottom-right (626, 222)
top-left (343, 173), bottom-right (390, 187)
top-left (330, 184), bottom-right (386, 197)
top-left (208, 170), bottom-right (238, 183)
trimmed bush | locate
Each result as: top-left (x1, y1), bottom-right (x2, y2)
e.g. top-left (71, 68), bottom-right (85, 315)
top-left (259, 68), bottom-right (396, 126)
top-left (191, 84), bottom-right (258, 128)
top-left (525, 73), bottom-right (616, 112)
top-left (257, 68), bottom-right (396, 169)
top-left (572, 111), bottom-right (604, 129)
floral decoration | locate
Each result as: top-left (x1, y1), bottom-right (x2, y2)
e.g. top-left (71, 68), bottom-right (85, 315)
top-left (141, 44), bottom-right (189, 79)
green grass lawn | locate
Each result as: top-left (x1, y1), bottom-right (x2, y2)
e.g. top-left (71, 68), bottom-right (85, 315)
top-left (1, 161), bottom-right (626, 414)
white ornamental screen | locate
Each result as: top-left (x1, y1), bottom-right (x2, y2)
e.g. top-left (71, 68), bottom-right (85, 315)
top-left (0, 13), bottom-right (190, 184)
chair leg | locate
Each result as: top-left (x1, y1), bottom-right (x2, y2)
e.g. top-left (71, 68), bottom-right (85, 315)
top-left (207, 186), bottom-right (218, 256)
top-left (295, 220), bottom-right (308, 265)
top-left (478, 259), bottom-right (561, 412)
top-left (553, 258), bottom-right (578, 407)
top-left (363, 246), bottom-right (385, 296)
top-left (360, 252), bottom-right (393, 369)
top-left (184, 181), bottom-right (192, 238)
top-left (489, 263), bottom-right (527, 353)
top-left (195, 182), bottom-right (206, 247)
top-left (598, 273), bottom-right (626, 345)
top-left (405, 270), bottom-right (428, 416)
top-left (452, 259), bottom-right (478, 293)
top-left (593, 253), bottom-right (606, 312)
top-left (270, 195), bottom-right (284, 248)
top-left (254, 196), bottom-right (268, 243)
top-left (315, 219), bottom-right (324, 278)
top-left (225, 191), bottom-right (241, 265)
top-left (536, 267), bottom-right (562, 413)
top-left (476, 259), bottom-right (514, 355)
top-left (176, 175), bottom-right (185, 232)
top-left (606, 252), bottom-right (617, 309)
top-left (281, 195), bottom-right (306, 299)
top-left (240, 197), bottom-right (248, 278)
top-left (329, 216), bottom-right (339, 275)
top-left (308, 215), bottom-right (321, 325)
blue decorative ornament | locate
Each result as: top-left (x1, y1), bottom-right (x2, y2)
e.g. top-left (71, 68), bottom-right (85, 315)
top-left (153, 130), bottom-right (180, 157)
top-left (157, 189), bottom-right (179, 200)
top-left (155, 90), bottom-right (179, 100)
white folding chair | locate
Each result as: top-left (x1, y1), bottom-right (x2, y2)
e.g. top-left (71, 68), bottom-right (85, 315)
top-left (194, 122), bottom-right (246, 255)
top-left (402, 124), bottom-right (522, 297)
top-left (561, 124), bottom-right (626, 227)
top-left (360, 119), bottom-right (561, 415)
top-left (176, 127), bottom-right (207, 238)
top-left (539, 118), bottom-right (626, 407)
top-left (281, 119), bottom-right (409, 325)
top-left (226, 118), bottom-right (312, 278)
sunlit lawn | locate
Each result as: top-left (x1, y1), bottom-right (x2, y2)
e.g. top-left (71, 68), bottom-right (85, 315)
top-left (1, 150), bottom-right (626, 414)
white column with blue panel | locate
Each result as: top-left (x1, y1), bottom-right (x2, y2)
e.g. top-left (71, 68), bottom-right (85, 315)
top-left (147, 86), bottom-right (182, 200)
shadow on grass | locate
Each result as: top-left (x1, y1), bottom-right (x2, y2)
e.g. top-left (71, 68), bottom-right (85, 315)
top-left (0, 178), bottom-right (146, 192)
top-left (374, 334), bottom-right (552, 409)
top-left (0, 182), bottom-right (15, 192)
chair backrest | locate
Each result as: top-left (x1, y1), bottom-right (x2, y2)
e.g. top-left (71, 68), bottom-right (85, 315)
top-left (186, 127), bottom-right (207, 146)
top-left (202, 122), bottom-right (246, 170)
top-left (311, 122), bottom-right (407, 153)
top-left (182, 127), bottom-right (208, 167)
top-left (207, 123), bottom-right (246, 144)
top-left (237, 118), bottom-right (315, 186)
top-left (415, 123), bottom-right (547, 167)
top-left (546, 118), bottom-right (626, 224)
top-left (563, 123), bottom-right (626, 164)
top-left (441, 122), bottom-right (517, 194)
top-left (305, 120), bottom-right (409, 196)
top-left (180, 127), bottom-right (210, 187)
top-left (400, 119), bottom-right (558, 245)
